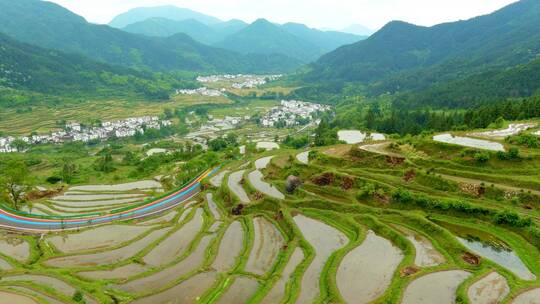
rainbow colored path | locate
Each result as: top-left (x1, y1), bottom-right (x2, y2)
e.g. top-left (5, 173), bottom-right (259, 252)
top-left (0, 169), bottom-right (217, 233)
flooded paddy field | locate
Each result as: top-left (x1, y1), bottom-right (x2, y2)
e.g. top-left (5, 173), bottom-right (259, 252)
top-left (467, 272), bottom-right (509, 304)
top-left (8, 140), bottom-right (540, 303)
top-left (337, 230), bottom-right (403, 303)
top-left (402, 270), bottom-right (471, 304)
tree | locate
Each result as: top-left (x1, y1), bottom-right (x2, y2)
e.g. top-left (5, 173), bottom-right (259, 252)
top-left (0, 160), bottom-right (33, 210)
top-left (11, 139), bottom-right (28, 152)
top-left (94, 148), bottom-right (115, 172)
top-left (61, 159), bottom-right (76, 183)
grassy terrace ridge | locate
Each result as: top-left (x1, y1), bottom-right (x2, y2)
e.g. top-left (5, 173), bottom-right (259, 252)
top-left (1, 120), bottom-right (540, 303)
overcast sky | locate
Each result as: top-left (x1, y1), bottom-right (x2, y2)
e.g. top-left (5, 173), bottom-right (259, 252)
top-left (47, 0), bottom-right (518, 30)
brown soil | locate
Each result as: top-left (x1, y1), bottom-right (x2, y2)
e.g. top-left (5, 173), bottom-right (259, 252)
top-left (25, 186), bottom-right (65, 201)
top-left (401, 266), bottom-right (420, 277)
top-left (403, 169), bottom-right (416, 182)
top-left (462, 252), bottom-right (481, 265)
top-left (386, 156), bottom-right (405, 165)
top-left (312, 172), bottom-right (335, 186)
top-left (340, 176), bottom-right (355, 190)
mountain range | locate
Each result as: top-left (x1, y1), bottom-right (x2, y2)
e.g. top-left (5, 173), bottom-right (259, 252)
top-left (109, 6), bottom-right (223, 28)
top-left (0, 0), bottom-right (300, 74)
top-left (302, 0), bottom-right (540, 107)
top-left (118, 9), bottom-right (365, 62)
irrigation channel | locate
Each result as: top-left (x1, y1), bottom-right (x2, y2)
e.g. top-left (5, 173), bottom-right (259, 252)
top-left (0, 169), bottom-right (218, 233)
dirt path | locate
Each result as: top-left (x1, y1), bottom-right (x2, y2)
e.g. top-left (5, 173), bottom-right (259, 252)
top-left (359, 142), bottom-right (402, 157)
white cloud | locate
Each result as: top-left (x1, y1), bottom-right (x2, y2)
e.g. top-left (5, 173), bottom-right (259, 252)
top-left (46, 0), bottom-right (518, 30)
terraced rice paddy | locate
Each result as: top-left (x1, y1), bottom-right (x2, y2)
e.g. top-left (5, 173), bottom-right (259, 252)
top-left (467, 272), bottom-right (509, 304)
top-left (0, 291), bottom-right (38, 304)
top-left (337, 230), bottom-right (403, 303)
top-left (228, 170), bottom-right (250, 203)
top-left (402, 270), bottom-right (472, 304)
top-left (245, 217), bottom-right (285, 276)
top-left (433, 133), bottom-right (505, 151)
top-left (513, 288), bottom-right (540, 303)
top-left (0, 235), bottom-right (30, 262)
top-left (4, 131), bottom-right (540, 303)
top-left (293, 214), bottom-right (348, 303)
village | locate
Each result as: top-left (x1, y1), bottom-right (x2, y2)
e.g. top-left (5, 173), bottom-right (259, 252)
top-left (0, 116), bottom-right (172, 153)
top-left (196, 74), bottom-right (282, 89)
top-left (260, 100), bottom-right (331, 128)
top-left (175, 87), bottom-right (225, 97)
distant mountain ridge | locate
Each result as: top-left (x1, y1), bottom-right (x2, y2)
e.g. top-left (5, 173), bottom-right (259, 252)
top-left (109, 6), bottom-right (222, 28)
top-left (0, 0), bottom-right (301, 73)
top-left (120, 12), bottom-right (365, 62)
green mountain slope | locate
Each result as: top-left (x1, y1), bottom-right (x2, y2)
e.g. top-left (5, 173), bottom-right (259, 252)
top-left (0, 32), bottom-right (188, 101)
top-left (281, 23), bottom-right (364, 53)
top-left (304, 0), bottom-right (540, 102)
top-left (0, 0), bottom-right (300, 73)
top-left (109, 6), bottom-right (222, 28)
top-left (214, 19), bottom-right (323, 62)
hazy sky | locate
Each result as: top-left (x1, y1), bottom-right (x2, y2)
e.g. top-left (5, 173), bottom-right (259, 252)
top-left (47, 0), bottom-right (518, 30)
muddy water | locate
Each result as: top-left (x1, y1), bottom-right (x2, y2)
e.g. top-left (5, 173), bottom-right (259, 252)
top-left (248, 170), bottom-right (285, 200)
top-left (207, 193), bottom-right (221, 220)
top-left (212, 221), bottom-right (245, 272)
top-left (50, 197), bottom-right (141, 208)
top-left (0, 257), bottom-right (13, 270)
top-left (0, 236), bottom-right (30, 262)
top-left (210, 170), bottom-right (230, 187)
top-left (0, 291), bottom-right (38, 304)
top-left (117, 235), bottom-right (215, 294)
top-left (255, 156), bottom-right (273, 169)
top-left (394, 225), bottom-right (445, 267)
top-left (143, 208), bottom-right (204, 267)
top-left (131, 271), bottom-right (218, 304)
top-left (53, 193), bottom-right (144, 201)
top-left (2, 275), bottom-right (75, 297)
top-left (441, 222), bottom-right (536, 281)
top-left (337, 230), bottom-right (403, 303)
top-left (338, 130), bottom-right (367, 144)
top-left (8, 287), bottom-right (64, 304)
top-left (467, 272), bottom-right (509, 304)
top-left (513, 288), bottom-right (540, 304)
top-left (433, 134), bottom-right (505, 151)
top-left (45, 228), bottom-right (170, 268)
top-left (216, 276), bottom-right (260, 304)
top-left (70, 180), bottom-right (162, 191)
top-left (245, 217), bottom-right (285, 276)
top-left (48, 225), bottom-right (151, 253)
top-left (78, 263), bottom-right (148, 280)
top-left (296, 151), bottom-right (310, 164)
top-left (228, 170), bottom-right (250, 203)
top-left (261, 247), bottom-right (305, 304)
top-left (402, 270), bottom-right (471, 304)
top-left (139, 211), bottom-right (178, 225)
top-left (458, 236), bottom-right (536, 281)
top-left (293, 215), bottom-right (349, 303)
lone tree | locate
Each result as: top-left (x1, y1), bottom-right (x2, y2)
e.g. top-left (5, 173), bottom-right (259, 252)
top-left (0, 160), bottom-right (33, 210)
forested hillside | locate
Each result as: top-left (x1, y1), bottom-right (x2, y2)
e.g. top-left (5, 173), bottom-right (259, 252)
top-left (300, 0), bottom-right (540, 107)
top-left (0, 33), bottom-right (193, 102)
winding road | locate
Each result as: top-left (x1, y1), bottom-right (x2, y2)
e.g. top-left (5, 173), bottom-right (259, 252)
top-left (0, 169), bottom-right (217, 233)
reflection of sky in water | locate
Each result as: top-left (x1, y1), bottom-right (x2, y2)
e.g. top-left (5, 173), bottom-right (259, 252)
top-left (458, 237), bottom-right (536, 281)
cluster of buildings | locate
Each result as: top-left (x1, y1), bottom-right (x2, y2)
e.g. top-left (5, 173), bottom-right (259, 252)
top-left (196, 74), bottom-right (282, 89)
top-left (175, 87), bottom-right (225, 97)
top-left (186, 115), bottom-right (249, 150)
top-left (260, 100), bottom-right (331, 128)
top-left (0, 116), bottom-right (172, 153)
